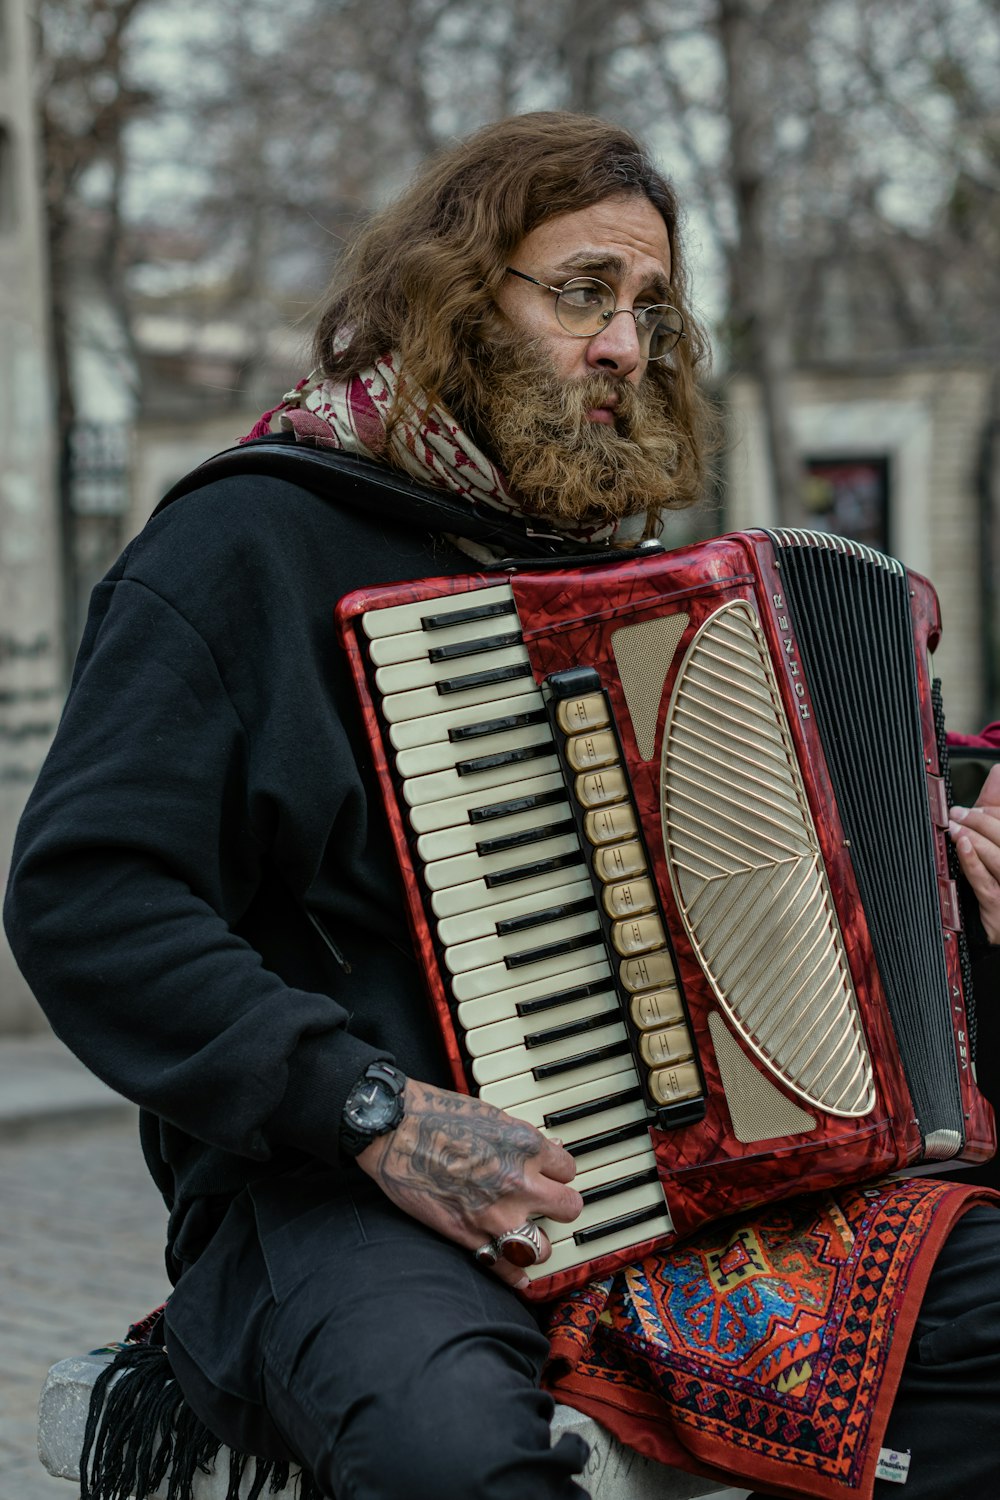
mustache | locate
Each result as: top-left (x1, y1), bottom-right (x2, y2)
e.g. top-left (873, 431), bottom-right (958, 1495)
top-left (472, 336), bottom-right (683, 528)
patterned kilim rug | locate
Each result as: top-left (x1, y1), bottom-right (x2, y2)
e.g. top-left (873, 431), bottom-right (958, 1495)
top-left (544, 1177), bottom-right (998, 1499)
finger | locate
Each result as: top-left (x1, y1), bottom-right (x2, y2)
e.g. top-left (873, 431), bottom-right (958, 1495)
top-left (950, 803), bottom-right (1000, 837)
top-left (492, 1263), bottom-right (533, 1292)
top-left (526, 1177), bottom-right (584, 1225)
top-left (951, 818), bottom-right (1000, 881)
top-left (952, 835), bottom-right (1000, 944)
top-left (468, 1234), bottom-right (534, 1292)
top-left (955, 831), bottom-right (1000, 900)
top-left (535, 1133), bottom-right (579, 1183)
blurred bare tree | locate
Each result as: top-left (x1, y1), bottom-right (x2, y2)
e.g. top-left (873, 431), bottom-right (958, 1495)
top-left (36, 0), bottom-right (1000, 505)
top-left (37, 0), bottom-right (154, 424)
top-left (35, 0), bottom-right (156, 660)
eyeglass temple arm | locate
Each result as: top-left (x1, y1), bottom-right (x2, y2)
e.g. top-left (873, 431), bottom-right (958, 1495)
top-left (504, 267), bottom-right (559, 293)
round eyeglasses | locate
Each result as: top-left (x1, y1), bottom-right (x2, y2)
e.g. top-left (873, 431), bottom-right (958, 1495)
top-left (505, 268), bottom-right (685, 360)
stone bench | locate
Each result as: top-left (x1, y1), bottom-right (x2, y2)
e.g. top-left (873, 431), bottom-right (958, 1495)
top-left (39, 1353), bottom-right (749, 1500)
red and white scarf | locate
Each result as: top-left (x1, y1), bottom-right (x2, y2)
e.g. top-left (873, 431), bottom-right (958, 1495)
top-left (244, 356), bottom-right (619, 547)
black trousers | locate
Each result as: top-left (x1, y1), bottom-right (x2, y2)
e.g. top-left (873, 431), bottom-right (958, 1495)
top-left (166, 1170), bottom-right (1000, 1500)
top-left (165, 1169), bottom-right (589, 1500)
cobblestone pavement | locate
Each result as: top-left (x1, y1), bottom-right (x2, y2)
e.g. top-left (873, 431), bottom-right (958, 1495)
top-left (0, 1098), bottom-right (751, 1500)
top-left (0, 1115), bottom-right (171, 1500)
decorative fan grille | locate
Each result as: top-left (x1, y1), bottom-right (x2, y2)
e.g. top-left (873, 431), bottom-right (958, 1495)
top-left (661, 602), bottom-right (875, 1117)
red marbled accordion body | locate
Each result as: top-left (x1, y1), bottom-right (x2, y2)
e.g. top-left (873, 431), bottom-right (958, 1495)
top-left (336, 531), bottom-right (996, 1299)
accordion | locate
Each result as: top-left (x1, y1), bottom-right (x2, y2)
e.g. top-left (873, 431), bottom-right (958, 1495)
top-left (336, 528), bottom-right (996, 1299)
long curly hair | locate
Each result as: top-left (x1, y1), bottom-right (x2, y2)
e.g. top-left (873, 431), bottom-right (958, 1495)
top-left (312, 111), bottom-right (716, 509)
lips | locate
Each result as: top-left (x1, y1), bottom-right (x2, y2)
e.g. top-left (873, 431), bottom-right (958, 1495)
top-left (585, 397), bottom-right (619, 425)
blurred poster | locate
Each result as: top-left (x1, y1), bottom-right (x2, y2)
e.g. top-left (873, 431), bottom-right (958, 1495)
top-left (801, 456), bottom-right (890, 549)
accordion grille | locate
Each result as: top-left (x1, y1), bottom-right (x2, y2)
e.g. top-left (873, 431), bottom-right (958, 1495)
top-left (661, 601), bottom-right (876, 1118)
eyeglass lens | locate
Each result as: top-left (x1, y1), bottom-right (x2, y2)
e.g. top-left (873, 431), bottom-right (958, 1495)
top-left (555, 278), bottom-right (683, 358)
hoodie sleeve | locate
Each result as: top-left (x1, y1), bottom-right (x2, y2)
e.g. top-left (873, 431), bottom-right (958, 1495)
top-left (4, 522), bottom-right (387, 1166)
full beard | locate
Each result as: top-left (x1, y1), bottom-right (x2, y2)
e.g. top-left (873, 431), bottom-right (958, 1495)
top-left (467, 336), bottom-right (684, 530)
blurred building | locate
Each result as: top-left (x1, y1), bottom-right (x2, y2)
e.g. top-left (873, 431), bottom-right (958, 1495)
top-left (0, 0), bottom-right (64, 1030)
top-left (2, 2), bottom-right (999, 1034)
top-left (727, 355), bottom-right (999, 733)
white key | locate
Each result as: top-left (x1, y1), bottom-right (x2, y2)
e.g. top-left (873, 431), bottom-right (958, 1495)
top-left (396, 721), bottom-right (554, 779)
top-left (368, 614), bottom-right (521, 668)
top-left (570, 1143), bottom-right (660, 1195)
top-left (428, 835), bottom-right (584, 913)
top-left (546, 1181), bottom-right (667, 1247)
top-left (444, 909), bottom-right (600, 976)
top-left (436, 876), bottom-right (593, 947)
top-left (506, 1067), bottom-right (646, 1143)
top-left (450, 942), bottom-right (608, 1002)
top-left (464, 994), bottom-right (621, 1057)
top-left (388, 691), bottom-right (544, 752)
top-left (562, 1126), bottom-right (657, 1178)
top-left (401, 746), bottom-right (559, 809)
top-left (417, 796), bottom-right (573, 862)
top-left (472, 1016), bottom-right (627, 1084)
top-left (474, 1024), bottom-right (629, 1104)
top-left (375, 642), bottom-right (530, 697)
top-left (362, 584), bottom-right (515, 640)
top-left (381, 668), bottom-right (539, 725)
top-left (407, 770), bottom-right (567, 836)
top-left (527, 1211), bottom-right (672, 1281)
top-left (455, 960), bottom-right (614, 1030)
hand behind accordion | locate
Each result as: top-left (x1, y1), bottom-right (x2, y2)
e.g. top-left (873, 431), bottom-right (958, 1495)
top-left (951, 763), bottom-right (1000, 945)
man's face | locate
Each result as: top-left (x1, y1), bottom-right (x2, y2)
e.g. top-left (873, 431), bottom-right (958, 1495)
top-left (474, 193), bottom-right (683, 529)
top-left (495, 194), bottom-right (674, 406)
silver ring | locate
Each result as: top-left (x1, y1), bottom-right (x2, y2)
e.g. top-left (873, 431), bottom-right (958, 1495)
top-left (474, 1238), bottom-right (500, 1267)
top-left (492, 1221), bottom-right (545, 1268)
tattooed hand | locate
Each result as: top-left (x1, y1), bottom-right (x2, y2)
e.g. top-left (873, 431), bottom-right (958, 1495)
top-left (951, 763), bottom-right (1000, 944)
top-left (355, 1078), bottom-right (583, 1289)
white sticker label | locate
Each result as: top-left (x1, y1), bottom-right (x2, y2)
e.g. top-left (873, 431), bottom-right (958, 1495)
top-left (875, 1447), bottom-right (911, 1484)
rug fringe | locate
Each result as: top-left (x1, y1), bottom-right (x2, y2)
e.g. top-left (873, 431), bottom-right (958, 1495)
top-left (80, 1344), bottom-right (324, 1500)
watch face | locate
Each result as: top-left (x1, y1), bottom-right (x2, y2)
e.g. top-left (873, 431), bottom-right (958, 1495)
top-left (347, 1079), bottom-right (398, 1132)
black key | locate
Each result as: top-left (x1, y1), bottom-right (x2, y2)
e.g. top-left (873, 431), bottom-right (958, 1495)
top-left (504, 932), bottom-right (604, 972)
top-left (428, 630), bottom-right (522, 664)
top-left (533, 1039), bottom-right (632, 1081)
top-left (572, 1200), bottom-right (670, 1247)
top-left (486, 849), bottom-right (586, 890)
top-left (495, 895), bottom-right (595, 938)
top-left (476, 816), bottom-right (576, 855)
top-left (422, 599), bottom-right (517, 630)
top-left (469, 788), bottom-right (568, 825)
top-left (436, 662), bottom-right (533, 696)
top-left (516, 977), bottom-right (616, 1018)
top-left (566, 1120), bottom-right (649, 1159)
top-left (580, 1167), bottom-right (660, 1207)
top-left (544, 1084), bottom-right (643, 1129)
top-left (525, 1006), bottom-right (622, 1048)
top-left (456, 742), bottom-right (555, 777)
top-left (449, 708), bottom-right (548, 743)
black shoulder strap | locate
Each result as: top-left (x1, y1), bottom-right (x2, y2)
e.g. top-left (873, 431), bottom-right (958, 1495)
top-left (153, 436), bottom-right (567, 558)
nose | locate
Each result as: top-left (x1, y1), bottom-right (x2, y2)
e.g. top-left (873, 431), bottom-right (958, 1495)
top-left (584, 308), bottom-right (644, 381)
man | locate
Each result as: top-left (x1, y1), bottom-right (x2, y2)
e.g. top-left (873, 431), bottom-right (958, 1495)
top-left (5, 112), bottom-right (1000, 1500)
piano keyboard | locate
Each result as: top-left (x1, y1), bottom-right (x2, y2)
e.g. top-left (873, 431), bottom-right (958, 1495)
top-left (361, 582), bottom-right (701, 1281)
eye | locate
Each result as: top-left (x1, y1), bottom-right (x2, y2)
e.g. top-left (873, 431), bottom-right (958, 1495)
top-left (558, 279), bottom-right (610, 311)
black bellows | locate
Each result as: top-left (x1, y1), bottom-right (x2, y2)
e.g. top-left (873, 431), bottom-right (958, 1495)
top-left (772, 539), bottom-right (966, 1155)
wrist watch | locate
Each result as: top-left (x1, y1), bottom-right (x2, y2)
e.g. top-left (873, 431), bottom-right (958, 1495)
top-left (340, 1060), bottom-right (407, 1157)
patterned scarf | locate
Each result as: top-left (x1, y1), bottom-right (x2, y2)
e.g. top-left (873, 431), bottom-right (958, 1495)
top-left (243, 356), bottom-right (624, 547)
top-left (543, 1178), bottom-right (999, 1499)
